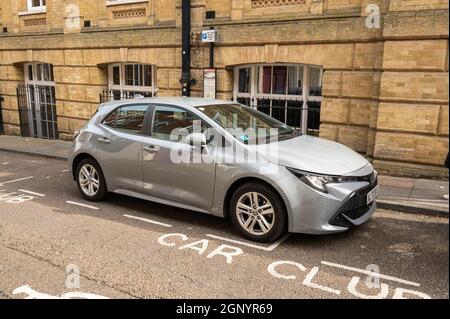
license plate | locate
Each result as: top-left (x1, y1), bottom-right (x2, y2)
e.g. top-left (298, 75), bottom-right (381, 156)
top-left (367, 185), bottom-right (379, 205)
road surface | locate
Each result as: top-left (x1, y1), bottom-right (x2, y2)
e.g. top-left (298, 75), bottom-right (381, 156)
top-left (0, 151), bottom-right (448, 299)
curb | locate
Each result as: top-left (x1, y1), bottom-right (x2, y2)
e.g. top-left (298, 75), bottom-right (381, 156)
top-left (0, 147), bottom-right (69, 161)
top-left (377, 200), bottom-right (449, 218)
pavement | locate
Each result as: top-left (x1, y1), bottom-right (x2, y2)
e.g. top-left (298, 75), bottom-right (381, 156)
top-left (0, 135), bottom-right (70, 160)
top-left (0, 151), bottom-right (448, 299)
top-left (0, 135), bottom-right (448, 217)
top-left (378, 176), bottom-right (449, 217)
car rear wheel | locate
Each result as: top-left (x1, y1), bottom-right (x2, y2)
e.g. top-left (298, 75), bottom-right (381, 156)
top-left (230, 182), bottom-right (287, 243)
top-left (76, 158), bottom-right (107, 202)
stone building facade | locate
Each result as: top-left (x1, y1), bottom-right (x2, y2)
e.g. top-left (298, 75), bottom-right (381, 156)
top-left (0, 0), bottom-right (448, 178)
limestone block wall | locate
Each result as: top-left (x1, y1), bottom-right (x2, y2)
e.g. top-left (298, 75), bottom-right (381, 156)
top-left (373, 6), bottom-right (449, 178)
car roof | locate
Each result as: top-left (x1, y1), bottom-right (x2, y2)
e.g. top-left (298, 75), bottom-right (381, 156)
top-left (101, 97), bottom-right (235, 108)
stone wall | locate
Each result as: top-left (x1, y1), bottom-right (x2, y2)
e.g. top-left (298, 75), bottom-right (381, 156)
top-left (0, 0), bottom-right (448, 178)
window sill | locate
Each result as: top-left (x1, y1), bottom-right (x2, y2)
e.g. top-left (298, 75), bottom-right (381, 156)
top-left (106, 0), bottom-right (148, 6)
top-left (18, 8), bottom-right (47, 16)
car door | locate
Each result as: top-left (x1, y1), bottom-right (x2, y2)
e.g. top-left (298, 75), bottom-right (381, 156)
top-left (94, 103), bottom-right (150, 192)
top-left (141, 104), bottom-right (217, 209)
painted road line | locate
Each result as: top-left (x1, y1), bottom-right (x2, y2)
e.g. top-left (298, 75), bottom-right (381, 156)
top-left (0, 176), bottom-right (34, 186)
top-left (321, 261), bottom-right (420, 287)
top-left (66, 201), bottom-right (99, 210)
top-left (18, 189), bottom-right (46, 197)
top-left (61, 169), bottom-right (70, 173)
top-left (124, 214), bottom-right (172, 228)
top-left (206, 233), bottom-right (290, 252)
top-left (266, 234), bottom-right (291, 251)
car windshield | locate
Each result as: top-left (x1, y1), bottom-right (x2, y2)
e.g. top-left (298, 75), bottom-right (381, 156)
top-left (196, 104), bottom-right (300, 144)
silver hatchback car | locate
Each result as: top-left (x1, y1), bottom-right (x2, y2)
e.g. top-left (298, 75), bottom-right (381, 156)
top-left (69, 97), bottom-right (379, 242)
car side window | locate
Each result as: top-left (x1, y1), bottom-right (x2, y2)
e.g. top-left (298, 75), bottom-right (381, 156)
top-left (152, 105), bottom-right (208, 142)
top-left (102, 104), bottom-right (148, 135)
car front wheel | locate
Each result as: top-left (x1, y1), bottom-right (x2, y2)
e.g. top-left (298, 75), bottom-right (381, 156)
top-left (76, 158), bottom-right (107, 202)
top-left (230, 182), bottom-right (287, 243)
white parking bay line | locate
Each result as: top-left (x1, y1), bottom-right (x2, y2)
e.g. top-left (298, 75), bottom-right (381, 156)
top-left (66, 201), bottom-right (99, 210)
top-left (124, 214), bottom-right (172, 228)
top-left (18, 189), bottom-right (46, 197)
top-left (321, 261), bottom-right (420, 287)
top-left (206, 233), bottom-right (290, 252)
top-left (61, 169), bottom-right (70, 173)
top-left (0, 176), bottom-right (34, 186)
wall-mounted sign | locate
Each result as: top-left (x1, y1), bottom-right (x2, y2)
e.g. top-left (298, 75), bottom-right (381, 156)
top-left (201, 29), bottom-right (218, 43)
top-left (203, 68), bottom-right (216, 99)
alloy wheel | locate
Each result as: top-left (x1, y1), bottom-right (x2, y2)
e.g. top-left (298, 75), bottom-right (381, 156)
top-left (79, 164), bottom-right (100, 197)
top-left (236, 192), bottom-right (275, 236)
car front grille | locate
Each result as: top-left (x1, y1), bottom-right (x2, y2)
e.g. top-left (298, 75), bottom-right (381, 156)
top-left (330, 180), bottom-right (378, 227)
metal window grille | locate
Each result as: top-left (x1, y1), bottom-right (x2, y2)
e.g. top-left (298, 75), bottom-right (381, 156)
top-left (234, 64), bottom-right (323, 136)
top-left (17, 84), bottom-right (58, 139)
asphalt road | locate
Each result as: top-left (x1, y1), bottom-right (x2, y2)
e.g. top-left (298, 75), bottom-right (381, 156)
top-left (0, 150), bottom-right (448, 299)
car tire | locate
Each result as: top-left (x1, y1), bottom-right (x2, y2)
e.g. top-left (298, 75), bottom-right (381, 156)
top-left (230, 182), bottom-right (287, 243)
top-left (75, 158), bottom-right (107, 202)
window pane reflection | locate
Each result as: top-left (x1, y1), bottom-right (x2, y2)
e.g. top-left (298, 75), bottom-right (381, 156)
top-left (286, 100), bottom-right (303, 128)
top-left (309, 68), bottom-right (322, 96)
top-left (272, 66), bottom-right (287, 94)
top-left (288, 66), bottom-right (303, 95)
top-left (238, 68), bottom-right (251, 93)
top-left (257, 66), bottom-right (272, 94)
top-left (271, 99), bottom-right (285, 123)
top-left (256, 98), bottom-right (270, 116)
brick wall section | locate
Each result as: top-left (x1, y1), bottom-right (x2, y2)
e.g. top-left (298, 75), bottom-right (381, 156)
top-left (0, 0), bottom-right (449, 178)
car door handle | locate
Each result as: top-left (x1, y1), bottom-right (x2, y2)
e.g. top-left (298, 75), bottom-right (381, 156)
top-left (143, 145), bottom-right (160, 153)
top-left (97, 137), bottom-right (111, 144)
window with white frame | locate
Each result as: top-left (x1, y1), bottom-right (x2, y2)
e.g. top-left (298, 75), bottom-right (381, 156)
top-left (27, 0), bottom-right (46, 11)
top-left (234, 64), bottom-right (323, 135)
top-left (25, 62), bottom-right (54, 85)
top-left (107, 63), bottom-right (157, 101)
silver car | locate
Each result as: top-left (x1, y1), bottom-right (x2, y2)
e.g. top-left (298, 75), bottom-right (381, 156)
top-left (69, 97), bottom-right (379, 242)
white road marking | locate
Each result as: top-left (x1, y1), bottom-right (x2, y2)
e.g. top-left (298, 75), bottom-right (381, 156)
top-left (124, 214), bottom-right (172, 228)
top-left (61, 169), bottom-right (70, 173)
top-left (206, 233), bottom-right (290, 252)
top-left (66, 201), bottom-right (99, 210)
top-left (266, 234), bottom-right (291, 251)
top-left (18, 189), bottom-right (46, 197)
top-left (320, 261), bottom-right (420, 287)
top-left (0, 191), bottom-right (34, 204)
top-left (13, 285), bottom-right (109, 299)
top-left (0, 176), bottom-right (34, 186)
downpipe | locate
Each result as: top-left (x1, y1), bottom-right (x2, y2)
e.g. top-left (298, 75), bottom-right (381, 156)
top-left (180, 0), bottom-right (196, 96)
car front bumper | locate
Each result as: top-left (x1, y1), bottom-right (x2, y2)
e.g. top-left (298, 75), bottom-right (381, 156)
top-left (276, 165), bottom-right (378, 234)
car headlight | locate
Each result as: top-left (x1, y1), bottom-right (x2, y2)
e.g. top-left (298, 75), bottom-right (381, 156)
top-left (286, 167), bottom-right (341, 193)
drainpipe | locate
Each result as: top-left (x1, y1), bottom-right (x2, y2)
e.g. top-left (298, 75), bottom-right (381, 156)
top-left (209, 26), bottom-right (215, 68)
top-left (180, 0), bottom-right (194, 97)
